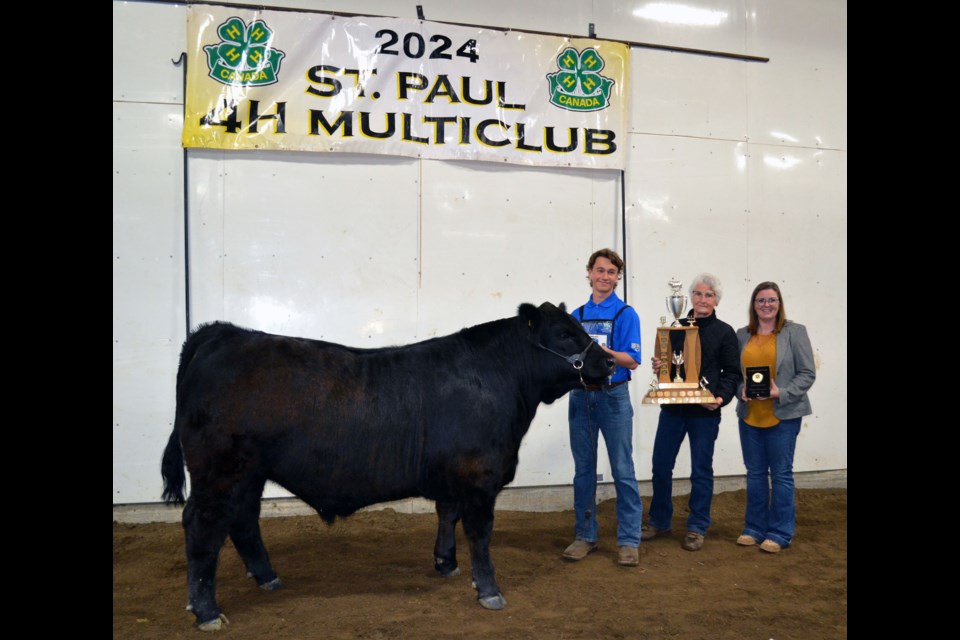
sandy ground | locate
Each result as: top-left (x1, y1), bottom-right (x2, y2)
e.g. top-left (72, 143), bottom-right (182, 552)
top-left (113, 487), bottom-right (846, 639)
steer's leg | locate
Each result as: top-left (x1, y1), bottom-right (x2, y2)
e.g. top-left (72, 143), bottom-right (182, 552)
top-left (229, 476), bottom-right (282, 591)
top-left (459, 492), bottom-right (506, 610)
top-left (433, 500), bottom-right (461, 577)
top-left (182, 490), bottom-right (231, 630)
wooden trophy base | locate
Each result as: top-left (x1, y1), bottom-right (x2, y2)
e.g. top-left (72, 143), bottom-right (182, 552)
top-left (642, 386), bottom-right (718, 405)
top-left (641, 322), bottom-right (716, 405)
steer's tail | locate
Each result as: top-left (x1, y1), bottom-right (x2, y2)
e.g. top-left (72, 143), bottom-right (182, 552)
top-left (161, 322), bottom-right (239, 505)
top-left (160, 325), bottom-right (210, 506)
top-left (161, 423), bottom-right (186, 505)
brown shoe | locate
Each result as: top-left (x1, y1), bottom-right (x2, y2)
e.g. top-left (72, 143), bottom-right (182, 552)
top-left (562, 539), bottom-right (598, 561)
top-left (737, 534), bottom-right (759, 546)
top-left (682, 532), bottom-right (704, 551)
top-left (759, 539), bottom-right (782, 553)
top-left (640, 523), bottom-right (671, 541)
top-left (617, 546), bottom-right (639, 567)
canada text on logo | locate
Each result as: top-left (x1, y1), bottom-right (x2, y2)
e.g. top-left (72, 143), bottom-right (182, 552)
top-left (546, 47), bottom-right (614, 112)
top-left (203, 17), bottom-right (286, 87)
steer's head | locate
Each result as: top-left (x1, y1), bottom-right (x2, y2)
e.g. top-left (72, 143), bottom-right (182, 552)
top-left (520, 302), bottom-right (616, 401)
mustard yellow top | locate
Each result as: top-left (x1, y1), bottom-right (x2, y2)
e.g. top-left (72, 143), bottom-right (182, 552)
top-left (742, 334), bottom-right (778, 427)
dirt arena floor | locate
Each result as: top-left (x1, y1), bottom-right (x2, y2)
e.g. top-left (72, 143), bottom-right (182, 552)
top-left (113, 488), bottom-right (846, 639)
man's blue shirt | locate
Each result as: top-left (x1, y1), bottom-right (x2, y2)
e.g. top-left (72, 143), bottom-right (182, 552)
top-left (572, 291), bottom-right (642, 383)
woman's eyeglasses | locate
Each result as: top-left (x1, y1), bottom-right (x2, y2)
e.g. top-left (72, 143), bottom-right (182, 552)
top-left (754, 297), bottom-right (779, 305)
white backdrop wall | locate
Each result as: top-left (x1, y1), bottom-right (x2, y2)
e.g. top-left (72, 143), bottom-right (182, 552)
top-left (113, 0), bottom-right (847, 505)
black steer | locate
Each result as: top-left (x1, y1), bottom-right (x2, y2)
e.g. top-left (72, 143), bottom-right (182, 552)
top-left (161, 302), bottom-right (614, 630)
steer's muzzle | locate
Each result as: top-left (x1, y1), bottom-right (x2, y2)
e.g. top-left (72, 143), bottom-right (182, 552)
top-left (578, 346), bottom-right (617, 385)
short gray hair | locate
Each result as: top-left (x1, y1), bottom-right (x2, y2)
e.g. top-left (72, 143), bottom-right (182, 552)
top-left (689, 273), bottom-right (723, 302)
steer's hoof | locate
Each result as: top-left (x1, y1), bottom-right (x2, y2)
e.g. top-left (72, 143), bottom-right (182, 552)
top-left (478, 594), bottom-right (507, 610)
top-left (258, 577), bottom-right (283, 591)
top-left (197, 613), bottom-right (229, 631)
top-left (435, 558), bottom-right (460, 577)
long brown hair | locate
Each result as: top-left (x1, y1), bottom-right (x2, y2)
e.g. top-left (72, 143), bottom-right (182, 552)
top-left (747, 281), bottom-right (787, 334)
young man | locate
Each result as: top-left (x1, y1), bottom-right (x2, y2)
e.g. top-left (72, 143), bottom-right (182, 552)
top-left (563, 248), bottom-right (643, 567)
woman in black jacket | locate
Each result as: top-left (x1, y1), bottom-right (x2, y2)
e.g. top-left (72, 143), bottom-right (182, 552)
top-left (641, 273), bottom-right (740, 552)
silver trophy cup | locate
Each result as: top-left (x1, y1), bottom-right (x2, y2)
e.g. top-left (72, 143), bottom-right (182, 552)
top-left (666, 279), bottom-right (687, 327)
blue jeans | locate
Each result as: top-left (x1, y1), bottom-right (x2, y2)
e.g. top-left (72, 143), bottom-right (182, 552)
top-left (738, 417), bottom-right (801, 548)
top-left (647, 409), bottom-right (720, 536)
top-left (568, 385), bottom-right (642, 547)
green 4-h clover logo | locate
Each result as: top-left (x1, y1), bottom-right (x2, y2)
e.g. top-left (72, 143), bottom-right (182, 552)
top-left (203, 17), bottom-right (286, 87)
top-left (546, 47), bottom-right (614, 112)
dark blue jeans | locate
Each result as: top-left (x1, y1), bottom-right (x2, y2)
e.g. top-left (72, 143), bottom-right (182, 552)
top-left (568, 385), bottom-right (642, 547)
top-left (647, 409), bottom-right (720, 536)
top-left (738, 417), bottom-right (802, 548)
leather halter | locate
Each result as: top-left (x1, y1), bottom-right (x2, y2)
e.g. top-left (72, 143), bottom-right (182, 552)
top-left (537, 339), bottom-right (599, 387)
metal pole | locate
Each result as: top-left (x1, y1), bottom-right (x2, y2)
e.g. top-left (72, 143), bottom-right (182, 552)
top-left (173, 52), bottom-right (191, 337)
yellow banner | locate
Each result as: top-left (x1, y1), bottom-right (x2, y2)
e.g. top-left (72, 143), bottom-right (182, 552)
top-left (184, 6), bottom-right (629, 170)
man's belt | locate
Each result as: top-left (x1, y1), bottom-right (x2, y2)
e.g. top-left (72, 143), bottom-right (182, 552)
top-left (582, 380), bottom-right (629, 392)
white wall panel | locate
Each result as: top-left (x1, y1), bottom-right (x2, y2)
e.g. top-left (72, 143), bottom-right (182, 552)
top-left (418, 161), bottom-right (620, 331)
top-left (113, 1), bottom-right (186, 104)
top-left (746, 0), bottom-right (847, 150)
top-left (194, 151), bottom-right (421, 342)
top-left (178, 152), bottom-right (226, 323)
top-left (624, 134), bottom-right (750, 279)
top-left (186, 151), bottom-right (422, 342)
top-left (595, 0), bottom-right (749, 55)
top-left (630, 47), bottom-right (748, 139)
top-left (113, 101), bottom-right (186, 503)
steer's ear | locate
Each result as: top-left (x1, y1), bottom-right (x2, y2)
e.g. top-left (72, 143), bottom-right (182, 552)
top-left (558, 302), bottom-right (567, 313)
top-left (518, 303), bottom-right (541, 331)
